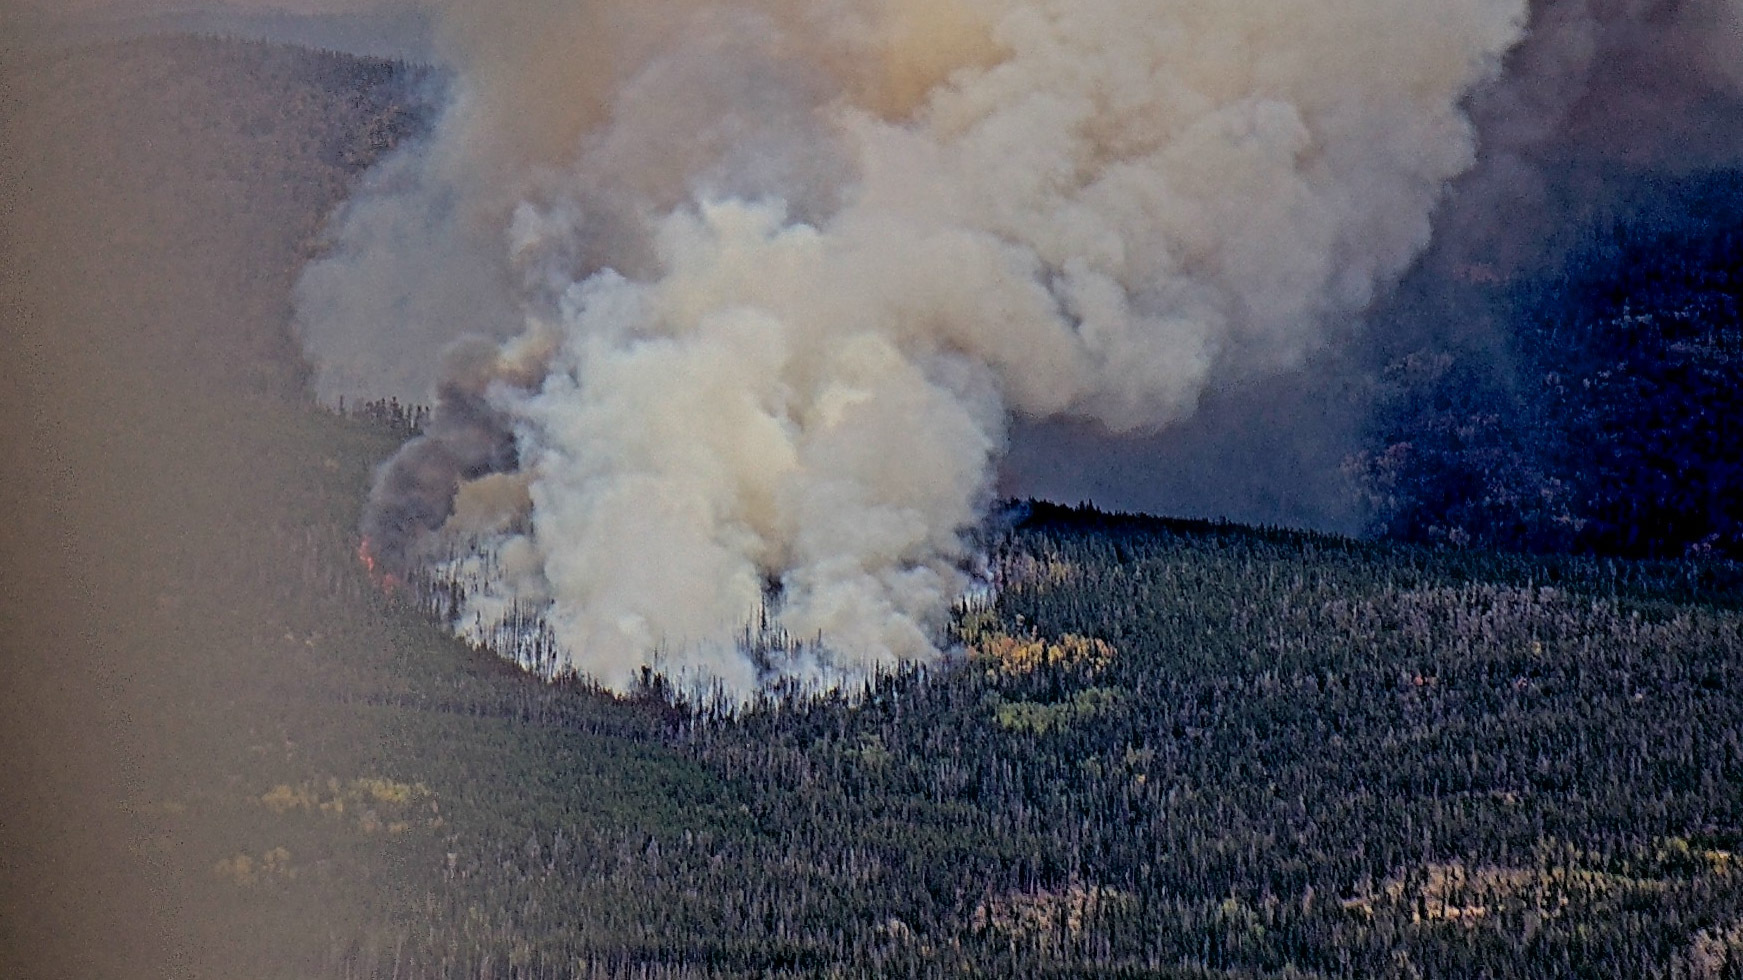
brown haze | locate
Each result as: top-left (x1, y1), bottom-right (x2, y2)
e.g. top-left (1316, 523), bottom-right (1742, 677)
top-left (0, 34), bottom-right (421, 978)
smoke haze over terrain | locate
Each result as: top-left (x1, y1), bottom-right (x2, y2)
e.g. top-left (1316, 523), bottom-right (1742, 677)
top-left (0, 36), bottom-right (430, 976)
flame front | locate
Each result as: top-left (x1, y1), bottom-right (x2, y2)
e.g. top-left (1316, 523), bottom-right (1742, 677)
top-left (357, 536), bottom-right (400, 593)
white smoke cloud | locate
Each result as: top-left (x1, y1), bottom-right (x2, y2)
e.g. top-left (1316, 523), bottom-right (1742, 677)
top-left (301, 0), bottom-right (1527, 698)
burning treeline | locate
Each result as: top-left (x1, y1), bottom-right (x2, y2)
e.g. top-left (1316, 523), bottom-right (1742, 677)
top-left (296, 0), bottom-right (1743, 698)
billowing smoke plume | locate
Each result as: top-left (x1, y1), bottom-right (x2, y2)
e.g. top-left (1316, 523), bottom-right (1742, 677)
top-left (1001, 0), bottom-right (1743, 531)
top-left (299, 0), bottom-right (1531, 696)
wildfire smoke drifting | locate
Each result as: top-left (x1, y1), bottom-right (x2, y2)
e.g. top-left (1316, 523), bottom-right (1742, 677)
top-left (299, 0), bottom-right (1537, 697)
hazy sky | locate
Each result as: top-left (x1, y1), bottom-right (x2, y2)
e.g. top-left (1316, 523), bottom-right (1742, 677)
top-left (7, 0), bottom-right (433, 59)
top-left (26, 0), bottom-right (405, 15)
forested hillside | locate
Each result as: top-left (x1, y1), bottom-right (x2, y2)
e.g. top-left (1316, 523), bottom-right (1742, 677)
top-left (322, 503), bottom-right (1742, 979)
top-left (1358, 169), bottom-right (1743, 561)
top-left (4, 35), bottom-right (1743, 980)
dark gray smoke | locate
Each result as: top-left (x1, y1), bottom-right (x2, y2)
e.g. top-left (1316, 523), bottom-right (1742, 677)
top-left (1437, 0), bottom-right (1743, 279)
top-left (360, 338), bottom-right (531, 575)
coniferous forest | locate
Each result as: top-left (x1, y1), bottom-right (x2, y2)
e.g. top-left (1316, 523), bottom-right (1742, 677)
top-left (3, 34), bottom-right (1743, 980)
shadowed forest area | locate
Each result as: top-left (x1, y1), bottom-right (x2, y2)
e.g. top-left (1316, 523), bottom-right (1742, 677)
top-left (1358, 169), bottom-right (1743, 562)
top-left (2, 35), bottom-right (1743, 980)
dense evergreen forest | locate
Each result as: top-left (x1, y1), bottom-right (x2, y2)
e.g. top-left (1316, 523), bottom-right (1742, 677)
top-left (4, 34), bottom-right (1743, 980)
top-left (331, 501), bottom-right (1742, 979)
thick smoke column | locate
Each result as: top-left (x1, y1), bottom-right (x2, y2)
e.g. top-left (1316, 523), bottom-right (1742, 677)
top-left (298, 0), bottom-right (1528, 696)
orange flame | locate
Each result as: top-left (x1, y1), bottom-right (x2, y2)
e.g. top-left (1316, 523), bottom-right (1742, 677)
top-left (357, 536), bottom-right (400, 593)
